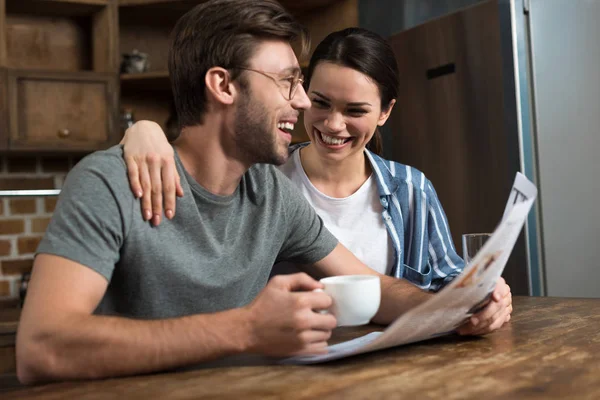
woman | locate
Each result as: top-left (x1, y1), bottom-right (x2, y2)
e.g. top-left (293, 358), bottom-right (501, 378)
top-left (121, 28), bottom-right (510, 308)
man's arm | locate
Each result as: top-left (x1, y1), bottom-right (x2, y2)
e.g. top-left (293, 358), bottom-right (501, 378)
top-left (17, 255), bottom-right (336, 384)
top-left (306, 243), bottom-right (433, 325)
top-left (17, 254), bottom-right (247, 383)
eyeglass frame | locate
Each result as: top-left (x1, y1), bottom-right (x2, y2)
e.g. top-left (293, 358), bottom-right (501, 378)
top-left (230, 66), bottom-right (304, 100)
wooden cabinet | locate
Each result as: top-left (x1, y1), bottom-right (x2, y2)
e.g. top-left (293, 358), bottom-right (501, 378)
top-left (0, 0), bottom-right (119, 153)
top-left (0, 68), bottom-right (7, 149)
top-left (0, 0), bottom-right (358, 152)
top-left (7, 70), bottom-right (117, 151)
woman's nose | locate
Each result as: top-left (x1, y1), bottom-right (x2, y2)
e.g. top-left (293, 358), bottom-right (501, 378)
top-left (324, 113), bottom-right (345, 132)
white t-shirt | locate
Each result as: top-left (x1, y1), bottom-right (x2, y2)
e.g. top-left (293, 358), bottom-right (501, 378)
top-left (277, 150), bottom-right (393, 275)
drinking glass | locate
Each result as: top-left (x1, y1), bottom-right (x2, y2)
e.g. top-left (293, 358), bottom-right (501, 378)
top-left (462, 233), bottom-right (492, 265)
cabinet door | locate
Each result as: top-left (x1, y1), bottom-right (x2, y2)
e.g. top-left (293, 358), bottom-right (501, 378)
top-left (7, 70), bottom-right (118, 151)
top-left (0, 69), bottom-right (8, 150)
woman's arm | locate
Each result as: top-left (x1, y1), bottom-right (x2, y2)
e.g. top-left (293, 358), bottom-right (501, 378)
top-left (120, 120), bottom-right (182, 226)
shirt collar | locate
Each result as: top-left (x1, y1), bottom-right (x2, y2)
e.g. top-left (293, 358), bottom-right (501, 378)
top-left (288, 142), bottom-right (401, 196)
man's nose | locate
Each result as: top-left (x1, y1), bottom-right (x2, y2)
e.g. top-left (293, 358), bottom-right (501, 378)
top-left (291, 84), bottom-right (311, 110)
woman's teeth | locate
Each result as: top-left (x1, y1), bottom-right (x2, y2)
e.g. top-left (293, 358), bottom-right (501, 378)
top-left (277, 122), bottom-right (295, 133)
top-left (319, 131), bottom-right (347, 146)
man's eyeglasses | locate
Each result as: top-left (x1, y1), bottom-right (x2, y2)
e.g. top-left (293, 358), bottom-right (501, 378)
top-left (232, 67), bottom-right (304, 101)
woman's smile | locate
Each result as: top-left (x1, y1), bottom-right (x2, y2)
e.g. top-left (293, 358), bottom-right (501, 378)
top-left (314, 127), bottom-right (354, 148)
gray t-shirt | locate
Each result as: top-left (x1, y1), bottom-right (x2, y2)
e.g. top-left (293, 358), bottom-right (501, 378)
top-left (37, 146), bottom-right (337, 319)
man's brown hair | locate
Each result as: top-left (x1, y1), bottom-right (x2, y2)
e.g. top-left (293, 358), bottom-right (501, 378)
top-left (168, 0), bottom-right (308, 137)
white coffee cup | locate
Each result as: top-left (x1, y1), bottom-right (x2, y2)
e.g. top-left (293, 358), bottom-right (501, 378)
top-left (317, 275), bottom-right (381, 327)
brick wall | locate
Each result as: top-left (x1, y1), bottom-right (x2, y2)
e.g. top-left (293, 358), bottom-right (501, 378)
top-left (0, 155), bottom-right (80, 300)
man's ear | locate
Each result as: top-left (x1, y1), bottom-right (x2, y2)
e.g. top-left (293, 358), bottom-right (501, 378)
top-left (377, 99), bottom-right (396, 127)
top-left (205, 67), bottom-right (236, 105)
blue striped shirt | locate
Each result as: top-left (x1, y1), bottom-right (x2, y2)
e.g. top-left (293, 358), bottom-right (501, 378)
top-left (289, 144), bottom-right (465, 291)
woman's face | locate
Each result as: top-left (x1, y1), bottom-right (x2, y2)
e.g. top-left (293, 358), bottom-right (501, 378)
top-left (304, 62), bottom-right (394, 161)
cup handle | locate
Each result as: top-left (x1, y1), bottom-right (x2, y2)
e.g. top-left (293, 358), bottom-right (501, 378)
top-left (312, 288), bottom-right (329, 315)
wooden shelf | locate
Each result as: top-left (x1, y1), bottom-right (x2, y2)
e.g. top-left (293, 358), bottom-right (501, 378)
top-left (121, 71), bottom-right (168, 80)
top-left (120, 71), bottom-right (171, 91)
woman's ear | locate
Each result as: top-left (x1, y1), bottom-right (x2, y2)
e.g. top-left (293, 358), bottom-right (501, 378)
top-left (205, 67), bottom-right (236, 106)
top-left (377, 99), bottom-right (396, 126)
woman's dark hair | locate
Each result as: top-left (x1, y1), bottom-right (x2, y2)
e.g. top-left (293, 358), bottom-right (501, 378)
top-left (305, 27), bottom-right (399, 156)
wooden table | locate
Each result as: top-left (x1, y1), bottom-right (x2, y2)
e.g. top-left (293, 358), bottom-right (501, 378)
top-left (2, 296), bottom-right (600, 399)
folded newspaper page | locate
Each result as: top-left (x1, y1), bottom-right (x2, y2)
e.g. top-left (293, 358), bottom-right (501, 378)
top-left (282, 172), bottom-right (537, 364)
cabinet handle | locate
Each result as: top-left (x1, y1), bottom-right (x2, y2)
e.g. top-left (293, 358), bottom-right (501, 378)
top-left (57, 129), bottom-right (70, 138)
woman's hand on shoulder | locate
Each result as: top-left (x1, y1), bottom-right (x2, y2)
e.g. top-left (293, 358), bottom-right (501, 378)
top-left (121, 120), bottom-right (183, 226)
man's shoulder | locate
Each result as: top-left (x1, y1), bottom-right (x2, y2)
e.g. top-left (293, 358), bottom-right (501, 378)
top-left (73, 144), bottom-right (126, 170)
top-left (73, 145), bottom-right (126, 173)
top-left (65, 145), bottom-right (129, 192)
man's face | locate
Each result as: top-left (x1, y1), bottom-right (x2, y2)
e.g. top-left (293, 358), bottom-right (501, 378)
top-left (232, 40), bottom-right (311, 165)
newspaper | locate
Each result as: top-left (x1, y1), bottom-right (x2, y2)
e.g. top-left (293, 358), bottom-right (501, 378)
top-left (502, 172), bottom-right (538, 221)
top-left (282, 172), bottom-right (537, 365)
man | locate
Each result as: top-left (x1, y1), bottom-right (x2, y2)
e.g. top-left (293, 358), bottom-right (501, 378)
top-left (16, 0), bottom-right (511, 384)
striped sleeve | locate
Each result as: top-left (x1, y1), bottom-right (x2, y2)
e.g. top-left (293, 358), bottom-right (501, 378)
top-left (425, 179), bottom-right (465, 291)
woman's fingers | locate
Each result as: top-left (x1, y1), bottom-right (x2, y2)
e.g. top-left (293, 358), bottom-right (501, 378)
top-left (139, 160), bottom-right (153, 221)
top-left (162, 160), bottom-right (179, 219)
top-left (131, 152), bottom-right (183, 224)
top-left (147, 154), bottom-right (164, 226)
top-left (125, 155), bottom-right (143, 198)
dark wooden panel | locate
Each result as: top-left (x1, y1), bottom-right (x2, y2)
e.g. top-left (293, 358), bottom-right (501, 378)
top-left (0, 68), bottom-right (8, 150)
top-left (92, 2), bottom-right (119, 73)
top-left (0, 346), bottom-right (15, 375)
top-left (0, 0), bottom-right (6, 67)
top-left (118, 11), bottom-right (174, 73)
top-left (387, 1), bottom-right (527, 293)
top-left (7, 70), bottom-right (118, 151)
top-left (5, 14), bottom-right (92, 71)
top-left (120, 91), bottom-right (173, 135)
top-left (120, 71), bottom-right (170, 91)
top-left (293, 0), bottom-right (358, 59)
